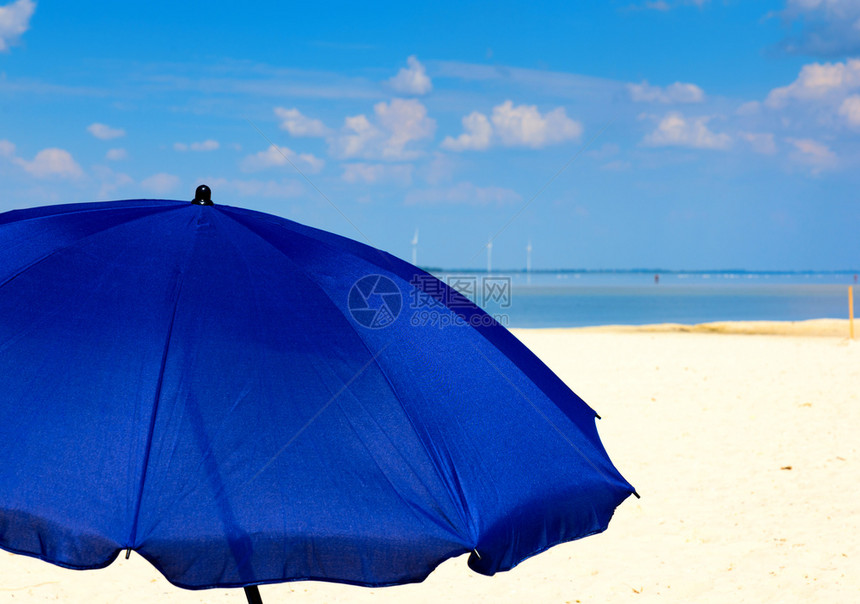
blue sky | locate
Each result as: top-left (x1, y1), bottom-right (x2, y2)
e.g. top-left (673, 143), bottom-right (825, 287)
top-left (1, 0), bottom-right (859, 270)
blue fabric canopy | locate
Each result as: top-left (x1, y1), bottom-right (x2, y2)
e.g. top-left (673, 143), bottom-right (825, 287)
top-left (0, 198), bottom-right (635, 590)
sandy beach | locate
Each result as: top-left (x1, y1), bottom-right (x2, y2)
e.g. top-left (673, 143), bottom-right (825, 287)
top-left (2, 320), bottom-right (858, 603)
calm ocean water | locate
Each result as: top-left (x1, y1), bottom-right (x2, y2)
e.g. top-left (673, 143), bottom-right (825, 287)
top-left (428, 271), bottom-right (860, 328)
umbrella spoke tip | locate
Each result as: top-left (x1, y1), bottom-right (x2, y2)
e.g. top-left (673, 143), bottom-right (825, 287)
top-left (192, 184), bottom-right (213, 205)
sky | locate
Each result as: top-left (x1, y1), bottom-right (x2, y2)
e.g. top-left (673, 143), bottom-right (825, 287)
top-left (1, 0), bottom-right (859, 271)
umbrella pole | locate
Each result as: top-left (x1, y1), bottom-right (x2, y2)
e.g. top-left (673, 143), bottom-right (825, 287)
top-left (244, 585), bottom-right (263, 604)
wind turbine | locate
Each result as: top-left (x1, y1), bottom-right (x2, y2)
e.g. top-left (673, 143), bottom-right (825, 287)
top-left (411, 228), bottom-right (419, 266)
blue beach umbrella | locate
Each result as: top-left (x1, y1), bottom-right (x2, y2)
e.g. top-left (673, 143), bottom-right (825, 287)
top-left (0, 186), bottom-right (636, 602)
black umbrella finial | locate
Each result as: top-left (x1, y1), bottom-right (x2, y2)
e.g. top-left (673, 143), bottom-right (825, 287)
top-left (192, 184), bottom-right (213, 205)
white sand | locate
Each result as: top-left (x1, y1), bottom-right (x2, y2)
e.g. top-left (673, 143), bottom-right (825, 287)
top-left (3, 323), bottom-right (858, 602)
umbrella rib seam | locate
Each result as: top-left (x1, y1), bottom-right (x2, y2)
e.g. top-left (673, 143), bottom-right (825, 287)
top-left (127, 268), bottom-right (187, 550)
top-left (0, 200), bottom-right (182, 228)
top-left (0, 205), bottom-right (184, 292)
top-left (466, 340), bottom-right (630, 493)
top-left (216, 209), bottom-right (477, 547)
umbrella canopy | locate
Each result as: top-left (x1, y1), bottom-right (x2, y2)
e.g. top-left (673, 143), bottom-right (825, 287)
top-left (0, 187), bottom-right (635, 596)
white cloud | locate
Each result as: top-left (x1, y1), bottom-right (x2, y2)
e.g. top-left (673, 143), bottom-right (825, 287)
top-left (342, 163), bottom-right (413, 186)
top-left (202, 177), bottom-right (304, 199)
top-left (388, 55), bottom-right (432, 95)
top-left (105, 148), bottom-right (127, 161)
top-left (330, 98), bottom-right (435, 160)
top-left (376, 98), bottom-right (436, 156)
top-left (15, 148), bottom-right (83, 179)
top-left (739, 132), bottom-right (778, 154)
top-left (241, 144), bottom-right (324, 173)
top-left (0, 140), bottom-right (83, 179)
top-left (643, 112), bottom-right (732, 150)
top-left (787, 137), bottom-right (837, 173)
top-left (442, 101), bottom-right (582, 151)
top-left (334, 114), bottom-right (381, 158)
top-left (0, 0), bottom-right (35, 52)
top-left (274, 107), bottom-right (330, 137)
top-left (765, 59), bottom-right (860, 108)
top-left (0, 139), bottom-right (14, 157)
top-left (838, 95), bottom-right (860, 126)
top-left (87, 122), bottom-right (126, 140)
top-left (174, 139), bottom-right (220, 152)
top-left (491, 101), bottom-right (582, 148)
top-left (140, 172), bottom-right (180, 195)
top-left (441, 112), bottom-right (493, 151)
top-left (629, 80), bottom-right (705, 104)
top-left (404, 182), bottom-right (521, 206)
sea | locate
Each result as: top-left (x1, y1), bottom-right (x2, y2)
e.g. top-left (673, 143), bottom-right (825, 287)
top-left (426, 270), bottom-right (860, 329)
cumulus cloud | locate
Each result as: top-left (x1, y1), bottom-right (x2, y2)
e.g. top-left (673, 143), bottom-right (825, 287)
top-left (376, 99), bottom-right (436, 155)
top-left (491, 101), bottom-right (582, 148)
top-left (838, 95), bottom-right (860, 126)
top-left (330, 98), bottom-right (435, 161)
top-left (241, 144), bottom-right (324, 174)
top-left (388, 55), bottom-right (432, 95)
top-left (334, 114), bottom-right (380, 158)
top-left (765, 59), bottom-right (860, 108)
top-left (15, 148), bottom-right (83, 179)
top-left (441, 111), bottom-right (493, 151)
top-left (174, 139), bottom-right (220, 152)
top-left (87, 123), bottom-right (126, 140)
top-left (443, 101), bottom-right (581, 151)
top-left (643, 112), bottom-right (732, 150)
top-left (0, 0), bottom-right (35, 52)
top-left (629, 80), bottom-right (705, 104)
top-left (739, 132), bottom-right (778, 154)
top-left (274, 107), bottom-right (330, 137)
top-left (140, 172), bottom-right (180, 195)
top-left (787, 137), bottom-right (837, 173)
top-left (404, 182), bottom-right (521, 206)
top-left (779, 0), bottom-right (860, 56)
top-left (0, 140), bottom-right (83, 179)
top-left (105, 148), bottom-right (127, 161)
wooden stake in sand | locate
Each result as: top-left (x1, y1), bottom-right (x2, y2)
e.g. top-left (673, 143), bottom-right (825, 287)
top-left (850, 286), bottom-right (855, 340)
